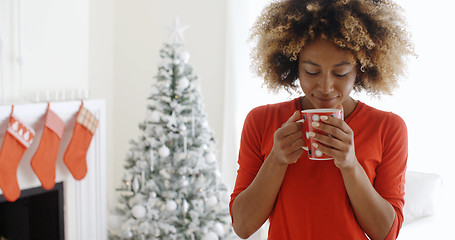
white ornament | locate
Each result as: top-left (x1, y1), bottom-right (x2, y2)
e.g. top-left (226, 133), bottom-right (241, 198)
top-left (122, 229), bottom-right (134, 239)
top-left (179, 124), bottom-right (187, 132)
top-left (136, 160), bottom-right (148, 170)
top-left (179, 177), bottom-right (189, 187)
top-left (205, 195), bottom-right (218, 208)
top-left (108, 214), bottom-right (126, 230)
top-left (177, 77), bottom-right (189, 90)
top-left (158, 145), bottom-right (170, 158)
top-left (141, 171), bottom-right (146, 187)
top-left (148, 110), bottom-right (161, 122)
top-left (182, 200), bottom-right (189, 213)
top-left (202, 232), bottom-right (219, 240)
top-left (206, 152), bottom-right (216, 163)
top-left (191, 113), bottom-right (195, 137)
top-left (181, 51), bottom-right (190, 63)
top-left (132, 176), bottom-right (140, 193)
top-left (164, 180), bottom-right (170, 188)
top-left (132, 205), bottom-right (147, 219)
top-left (127, 150), bottom-right (134, 159)
top-left (159, 169), bottom-right (171, 179)
top-left (178, 152), bottom-right (186, 161)
top-left (166, 200), bottom-right (177, 211)
top-left (150, 151), bottom-right (154, 171)
top-left (214, 222), bottom-right (225, 236)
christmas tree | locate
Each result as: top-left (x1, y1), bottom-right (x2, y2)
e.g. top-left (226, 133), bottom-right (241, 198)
top-left (109, 19), bottom-right (235, 240)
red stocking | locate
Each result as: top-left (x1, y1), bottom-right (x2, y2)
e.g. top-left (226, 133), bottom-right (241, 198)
top-left (31, 106), bottom-right (65, 190)
top-left (64, 104), bottom-right (98, 180)
top-left (0, 110), bottom-right (35, 202)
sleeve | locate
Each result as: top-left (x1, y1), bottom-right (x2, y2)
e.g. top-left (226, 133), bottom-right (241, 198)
top-left (229, 107), bottom-right (266, 221)
top-left (374, 113), bottom-right (408, 239)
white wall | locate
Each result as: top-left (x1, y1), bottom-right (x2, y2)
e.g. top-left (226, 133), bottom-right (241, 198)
top-left (89, 0), bottom-right (115, 212)
top-left (112, 0), bottom-right (227, 205)
top-left (0, 0), bottom-right (90, 102)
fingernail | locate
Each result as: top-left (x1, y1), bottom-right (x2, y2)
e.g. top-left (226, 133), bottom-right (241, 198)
top-left (312, 122), bottom-right (319, 128)
top-left (308, 132), bottom-right (315, 137)
top-left (312, 142), bottom-right (318, 148)
top-left (320, 116), bottom-right (328, 121)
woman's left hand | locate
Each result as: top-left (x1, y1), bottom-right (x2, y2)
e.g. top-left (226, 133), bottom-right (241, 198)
top-left (309, 115), bottom-right (358, 170)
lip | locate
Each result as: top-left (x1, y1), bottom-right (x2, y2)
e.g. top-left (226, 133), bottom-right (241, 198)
top-left (314, 95), bottom-right (338, 102)
top-left (312, 95), bottom-right (339, 107)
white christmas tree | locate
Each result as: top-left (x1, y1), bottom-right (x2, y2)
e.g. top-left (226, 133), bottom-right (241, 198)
top-left (109, 19), bottom-right (235, 240)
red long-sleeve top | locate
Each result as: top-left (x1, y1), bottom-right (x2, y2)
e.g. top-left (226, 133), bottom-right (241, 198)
top-left (230, 97), bottom-right (407, 239)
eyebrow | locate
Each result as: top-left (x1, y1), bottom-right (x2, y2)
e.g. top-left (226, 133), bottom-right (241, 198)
top-left (302, 60), bottom-right (352, 67)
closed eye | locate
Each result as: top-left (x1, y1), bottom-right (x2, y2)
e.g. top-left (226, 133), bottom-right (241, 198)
top-left (334, 73), bottom-right (348, 77)
top-left (306, 70), bottom-right (319, 76)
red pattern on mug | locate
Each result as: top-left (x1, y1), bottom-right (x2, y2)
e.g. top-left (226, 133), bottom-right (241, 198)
top-left (298, 109), bottom-right (342, 160)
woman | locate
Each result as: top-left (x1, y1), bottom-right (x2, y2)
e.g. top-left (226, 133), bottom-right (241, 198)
top-left (229, 0), bottom-right (414, 239)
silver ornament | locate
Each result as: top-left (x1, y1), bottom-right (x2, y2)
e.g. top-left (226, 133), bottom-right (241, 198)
top-left (181, 51), bottom-right (190, 63)
top-left (177, 77), bottom-right (190, 90)
top-left (166, 200), bottom-right (177, 211)
top-left (132, 176), bottom-right (140, 193)
top-left (206, 152), bottom-right (216, 163)
top-left (158, 145), bottom-right (170, 158)
top-left (201, 232), bottom-right (219, 240)
top-left (205, 195), bottom-right (218, 208)
top-left (122, 229), bottom-right (133, 239)
top-left (132, 204), bottom-right (147, 219)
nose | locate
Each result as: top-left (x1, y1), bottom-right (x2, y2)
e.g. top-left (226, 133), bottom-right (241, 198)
top-left (318, 73), bottom-right (334, 94)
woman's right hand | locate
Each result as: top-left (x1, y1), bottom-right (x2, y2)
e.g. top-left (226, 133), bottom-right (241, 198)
top-left (269, 110), bottom-right (305, 165)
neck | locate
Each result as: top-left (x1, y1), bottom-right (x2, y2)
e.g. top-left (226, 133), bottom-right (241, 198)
top-left (341, 97), bottom-right (358, 119)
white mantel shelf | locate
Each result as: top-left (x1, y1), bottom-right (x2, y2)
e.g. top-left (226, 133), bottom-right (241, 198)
top-left (0, 99), bottom-right (107, 240)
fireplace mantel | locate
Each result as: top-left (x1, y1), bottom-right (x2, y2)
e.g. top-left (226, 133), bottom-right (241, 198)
top-left (0, 100), bottom-right (106, 240)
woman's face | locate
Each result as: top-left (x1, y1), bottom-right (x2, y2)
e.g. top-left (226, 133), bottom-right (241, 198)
top-left (298, 39), bottom-right (357, 109)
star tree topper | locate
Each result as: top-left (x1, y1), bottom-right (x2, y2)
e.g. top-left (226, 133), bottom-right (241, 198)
top-left (166, 17), bottom-right (190, 44)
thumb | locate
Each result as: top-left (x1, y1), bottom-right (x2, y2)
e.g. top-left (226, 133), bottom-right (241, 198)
top-left (286, 110), bottom-right (301, 123)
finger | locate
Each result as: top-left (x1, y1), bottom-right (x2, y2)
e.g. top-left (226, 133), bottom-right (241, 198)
top-left (310, 121), bottom-right (344, 143)
top-left (285, 138), bottom-right (305, 161)
top-left (288, 135), bottom-right (305, 151)
top-left (280, 130), bottom-right (304, 147)
top-left (311, 142), bottom-right (338, 159)
top-left (278, 111), bottom-right (302, 136)
top-left (313, 123), bottom-right (349, 143)
top-left (319, 115), bottom-right (352, 135)
top-left (287, 148), bottom-right (304, 164)
top-left (310, 131), bottom-right (347, 151)
top-left (276, 123), bottom-right (302, 140)
top-left (285, 110), bottom-right (301, 124)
